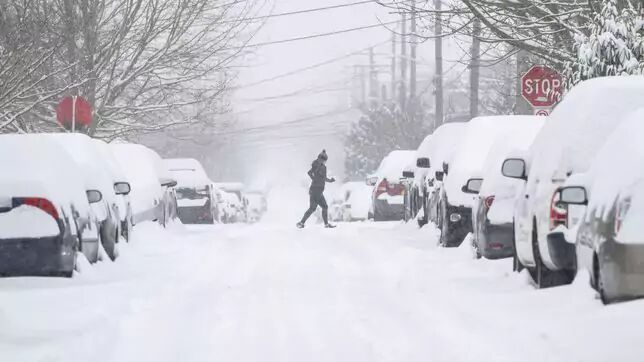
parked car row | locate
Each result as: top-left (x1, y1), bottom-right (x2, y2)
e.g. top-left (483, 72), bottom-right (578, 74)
top-left (400, 75), bottom-right (644, 304)
top-left (0, 134), bottom-right (179, 277)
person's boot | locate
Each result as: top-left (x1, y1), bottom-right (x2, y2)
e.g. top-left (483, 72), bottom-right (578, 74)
top-left (324, 223), bottom-right (336, 228)
top-left (296, 221), bottom-right (305, 229)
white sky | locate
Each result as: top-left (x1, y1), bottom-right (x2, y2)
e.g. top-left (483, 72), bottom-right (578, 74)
top-left (215, 0), bottom-right (464, 188)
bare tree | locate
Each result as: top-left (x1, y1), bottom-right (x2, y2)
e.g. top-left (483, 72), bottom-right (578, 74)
top-left (0, 0), bottom-right (262, 137)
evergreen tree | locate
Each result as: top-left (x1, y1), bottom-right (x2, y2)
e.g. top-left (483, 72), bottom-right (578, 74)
top-left (566, 0), bottom-right (644, 86)
top-left (344, 103), bottom-right (430, 180)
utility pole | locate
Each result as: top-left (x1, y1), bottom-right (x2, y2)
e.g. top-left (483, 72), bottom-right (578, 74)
top-left (399, 13), bottom-right (408, 112)
top-left (369, 47), bottom-right (378, 108)
top-left (409, 0), bottom-right (418, 107)
top-left (434, 0), bottom-right (444, 127)
top-left (469, 18), bottom-right (482, 119)
top-left (359, 65), bottom-right (367, 109)
top-left (391, 33), bottom-right (397, 103)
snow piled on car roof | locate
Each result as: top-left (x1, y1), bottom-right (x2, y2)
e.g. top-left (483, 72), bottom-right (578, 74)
top-left (479, 117), bottom-right (545, 197)
top-left (0, 134), bottom-right (90, 216)
top-left (445, 116), bottom-right (540, 207)
top-left (110, 143), bottom-right (164, 215)
top-left (528, 76), bottom-right (644, 185)
top-left (376, 150), bottom-right (416, 181)
top-left (164, 158), bottom-right (211, 188)
top-left (584, 107), bottom-right (644, 220)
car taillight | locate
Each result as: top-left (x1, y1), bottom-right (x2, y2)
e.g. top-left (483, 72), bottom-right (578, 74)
top-left (375, 179), bottom-right (388, 196)
top-left (13, 197), bottom-right (59, 220)
top-left (484, 196), bottom-right (495, 209)
top-left (614, 197), bottom-right (631, 236)
top-left (549, 192), bottom-right (567, 230)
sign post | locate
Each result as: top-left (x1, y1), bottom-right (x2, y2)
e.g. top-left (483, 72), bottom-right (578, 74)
top-left (56, 96), bottom-right (92, 132)
top-left (521, 65), bottom-right (562, 116)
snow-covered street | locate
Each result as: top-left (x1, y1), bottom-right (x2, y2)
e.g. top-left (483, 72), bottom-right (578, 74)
top-left (2, 220), bottom-right (643, 362)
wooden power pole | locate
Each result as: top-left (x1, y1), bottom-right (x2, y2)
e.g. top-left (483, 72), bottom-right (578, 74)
top-left (434, 0), bottom-right (444, 127)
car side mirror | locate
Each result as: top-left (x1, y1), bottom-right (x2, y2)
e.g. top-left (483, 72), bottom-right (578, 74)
top-left (435, 171), bottom-right (444, 182)
top-left (559, 186), bottom-right (588, 205)
top-left (416, 157), bottom-right (430, 168)
top-left (86, 190), bottom-right (103, 204)
top-left (161, 178), bottom-right (178, 188)
top-left (114, 182), bottom-right (131, 195)
top-left (402, 170), bottom-right (415, 178)
top-left (366, 176), bottom-right (378, 186)
top-left (461, 178), bottom-right (483, 194)
top-left (502, 158), bottom-right (527, 180)
top-left (442, 162), bottom-right (449, 175)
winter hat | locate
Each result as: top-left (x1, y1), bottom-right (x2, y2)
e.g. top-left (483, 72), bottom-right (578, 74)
top-left (318, 149), bottom-right (328, 161)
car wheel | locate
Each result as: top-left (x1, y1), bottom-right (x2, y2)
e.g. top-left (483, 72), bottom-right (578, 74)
top-left (593, 254), bottom-right (611, 304)
top-left (531, 221), bottom-right (571, 288)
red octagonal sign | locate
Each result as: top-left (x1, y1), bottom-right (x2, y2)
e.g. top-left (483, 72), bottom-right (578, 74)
top-left (521, 65), bottom-right (562, 108)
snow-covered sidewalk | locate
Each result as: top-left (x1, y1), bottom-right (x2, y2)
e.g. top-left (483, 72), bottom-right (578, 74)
top-left (1, 221), bottom-right (642, 362)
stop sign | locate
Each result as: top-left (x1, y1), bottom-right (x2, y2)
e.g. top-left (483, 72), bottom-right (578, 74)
top-left (56, 96), bottom-right (93, 129)
top-left (521, 65), bottom-right (562, 108)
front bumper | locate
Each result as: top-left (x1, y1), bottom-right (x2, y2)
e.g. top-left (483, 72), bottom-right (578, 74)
top-left (443, 204), bottom-right (471, 246)
top-left (600, 241), bottom-right (644, 301)
top-left (178, 206), bottom-right (214, 224)
top-left (0, 235), bottom-right (75, 276)
top-left (479, 222), bottom-right (514, 259)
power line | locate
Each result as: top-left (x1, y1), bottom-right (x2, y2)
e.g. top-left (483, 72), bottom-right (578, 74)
top-left (221, 20), bottom-right (400, 51)
top-left (219, 0), bottom-right (380, 24)
top-left (214, 108), bottom-right (355, 136)
top-left (234, 39), bottom-right (390, 89)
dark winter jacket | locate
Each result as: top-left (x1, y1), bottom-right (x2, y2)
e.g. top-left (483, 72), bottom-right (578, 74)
top-left (308, 159), bottom-right (332, 192)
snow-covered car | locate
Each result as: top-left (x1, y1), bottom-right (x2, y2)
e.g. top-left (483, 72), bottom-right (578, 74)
top-left (45, 133), bottom-right (125, 261)
top-left (338, 182), bottom-right (373, 222)
top-left (0, 134), bottom-right (101, 276)
top-left (369, 150), bottom-right (416, 221)
top-left (440, 116), bottom-right (531, 247)
top-left (404, 133), bottom-right (433, 222)
top-left (92, 139), bottom-right (133, 242)
top-left (245, 192), bottom-right (267, 223)
top-left (216, 182), bottom-right (246, 222)
top-left (111, 143), bottom-right (178, 227)
top-left (165, 158), bottom-right (217, 224)
top-left (556, 108), bottom-right (644, 304)
top-left (219, 190), bottom-right (244, 223)
top-left (503, 76), bottom-right (644, 289)
top-left (471, 117), bottom-right (545, 259)
top-left (423, 122), bottom-right (468, 226)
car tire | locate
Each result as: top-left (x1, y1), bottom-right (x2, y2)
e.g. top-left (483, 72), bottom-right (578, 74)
top-left (531, 221), bottom-right (573, 288)
top-left (594, 254), bottom-right (611, 304)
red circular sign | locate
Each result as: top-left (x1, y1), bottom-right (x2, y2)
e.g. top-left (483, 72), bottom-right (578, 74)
top-left (521, 65), bottom-right (562, 108)
top-left (56, 96), bottom-right (93, 128)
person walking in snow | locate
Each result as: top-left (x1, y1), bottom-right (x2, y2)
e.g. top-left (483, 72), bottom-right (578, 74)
top-left (297, 150), bottom-right (336, 228)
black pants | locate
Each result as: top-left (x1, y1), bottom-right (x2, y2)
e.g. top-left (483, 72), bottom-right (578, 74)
top-left (300, 189), bottom-right (328, 225)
